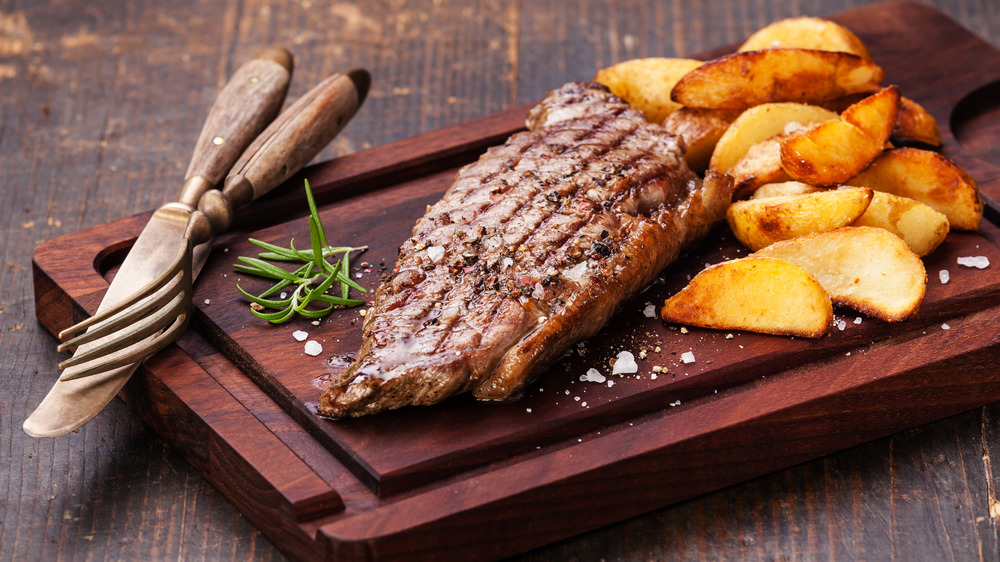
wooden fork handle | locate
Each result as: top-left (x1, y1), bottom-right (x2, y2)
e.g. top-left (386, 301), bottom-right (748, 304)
top-left (179, 47), bottom-right (294, 207)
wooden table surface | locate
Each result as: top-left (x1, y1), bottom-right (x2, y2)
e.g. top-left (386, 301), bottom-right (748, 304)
top-left (3, 0), bottom-right (1000, 559)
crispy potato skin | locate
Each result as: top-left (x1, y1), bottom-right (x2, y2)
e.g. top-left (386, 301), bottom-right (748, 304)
top-left (663, 107), bottom-right (743, 170)
top-left (594, 57), bottom-right (703, 122)
top-left (852, 191), bottom-right (949, 256)
top-left (752, 226), bottom-right (927, 321)
top-left (846, 147), bottom-right (983, 230)
top-left (737, 17), bottom-right (872, 61)
top-left (710, 102), bottom-right (839, 174)
top-left (727, 187), bottom-right (873, 251)
top-left (780, 120), bottom-right (883, 185)
top-left (661, 257), bottom-right (832, 338)
top-left (671, 49), bottom-right (884, 110)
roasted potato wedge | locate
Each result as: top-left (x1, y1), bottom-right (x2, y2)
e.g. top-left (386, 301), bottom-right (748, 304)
top-left (662, 107), bottom-right (743, 170)
top-left (661, 257), bottom-right (832, 338)
top-left (753, 226), bottom-right (927, 321)
top-left (780, 87), bottom-right (899, 186)
top-left (840, 85), bottom-right (899, 142)
top-left (727, 187), bottom-right (873, 251)
top-left (852, 191), bottom-right (949, 256)
top-left (738, 17), bottom-right (872, 60)
top-left (751, 180), bottom-right (822, 199)
top-left (729, 136), bottom-right (792, 199)
top-left (846, 147), bottom-right (983, 230)
top-left (892, 96), bottom-right (942, 146)
top-left (671, 49), bottom-right (884, 109)
top-left (710, 102), bottom-right (839, 173)
top-left (594, 57), bottom-right (703, 123)
top-left (780, 120), bottom-right (883, 186)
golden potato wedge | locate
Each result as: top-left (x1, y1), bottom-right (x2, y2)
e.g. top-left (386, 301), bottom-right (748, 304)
top-left (662, 107), bottom-right (743, 170)
top-left (710, 102), bottom-right (839, 173)
top-left (840, 85), bottom-right (899, 143)
top-left (852, 191), bottom-right (949, 256)
top-left (753, 226), bottom-right (927, 321)
top-left (671, 49), bottom-right (884, 109)
top-left (845, 147), bottom-right (983, 230)
top-left (727, 187), bottom-right (873, 251)
top-left (738, 17), bottom-right (872, 60)
top-left (594, 57), bottom-right (703, 123)
top-left (892, 96), bottom-right (942, 146)
top-left (729, 136), bottom-right (792, 199)
top-left (751, 180), bottom-right (822, 199)
top-left (780, 119), bottom-right (883, 186)
top-left (661, 257), bottom-right (832, 338)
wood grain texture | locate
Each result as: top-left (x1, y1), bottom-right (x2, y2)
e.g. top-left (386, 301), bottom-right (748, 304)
top-left (4, 0), bottom-right (1000, 560)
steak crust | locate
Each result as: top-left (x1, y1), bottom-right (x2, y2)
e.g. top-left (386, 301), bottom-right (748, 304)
top-left (319, 82), bottom-right (733, 418)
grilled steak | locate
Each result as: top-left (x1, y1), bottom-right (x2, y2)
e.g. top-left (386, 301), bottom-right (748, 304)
top-left (319, 82), bottom-right (733, 418)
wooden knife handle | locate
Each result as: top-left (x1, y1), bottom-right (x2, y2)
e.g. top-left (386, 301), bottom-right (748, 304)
top-left (222, 69), bottom-right (370, 206)
top-left (180, 47), bottom-right (294, 205)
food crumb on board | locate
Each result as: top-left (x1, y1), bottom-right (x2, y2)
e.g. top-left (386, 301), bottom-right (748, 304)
top-left (304, 340), bottom-right (323, 356)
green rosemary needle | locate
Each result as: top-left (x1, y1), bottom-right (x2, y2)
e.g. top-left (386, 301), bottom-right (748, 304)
top-left (234, 179), bottom-right (368, 324)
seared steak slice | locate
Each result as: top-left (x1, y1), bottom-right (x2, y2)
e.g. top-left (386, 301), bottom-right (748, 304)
top-left (319, 82), bottom-right (733, 418)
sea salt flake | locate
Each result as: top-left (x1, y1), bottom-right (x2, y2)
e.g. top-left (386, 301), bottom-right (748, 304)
top-left (942, 323), bottom-right (951, 330)
top-left (854, 317), bottom-right (863, 325)
top-left (681, 351), bottom-right (696, 364)
top-left (837, 319), bottom-right (847, 331)
top-left (957, 256), bottom-right (990, 269)
top-left (426, 245), bottom-right (445, 263)
top-left (643, 303), bottom-right (656, 318)
top-left (292, 330), bottom-right (308, 342)
top-left (580, 368), bottom-right (607, 384)
top-left (607, 380), bottom-right (614, 388)
top-left (204, 299), bottom-right (211, 305)
top-left (612, 351), bottom-right (638, 375)
top-left (304, 340), bottom-right (323, 356)
top-left (939, 270), bottom-right (950, 284)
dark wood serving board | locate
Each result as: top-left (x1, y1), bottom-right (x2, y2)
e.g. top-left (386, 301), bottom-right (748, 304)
top-left (30, 2), bottom-right (1000, 560)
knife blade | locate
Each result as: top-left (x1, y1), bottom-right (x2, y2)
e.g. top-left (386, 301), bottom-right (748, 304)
top-left (22, 48), bottom-right (295, 437)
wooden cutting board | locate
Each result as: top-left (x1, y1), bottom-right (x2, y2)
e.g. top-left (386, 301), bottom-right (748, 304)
top-left (31, 2), bottom-right (1000, 560)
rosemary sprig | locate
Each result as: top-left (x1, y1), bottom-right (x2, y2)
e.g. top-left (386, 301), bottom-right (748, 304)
top-left (234, 179), bottom-right (367, 324)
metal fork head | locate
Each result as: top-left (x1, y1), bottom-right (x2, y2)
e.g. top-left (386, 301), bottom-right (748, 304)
top-left (55, 243), bottom-right (193, 382)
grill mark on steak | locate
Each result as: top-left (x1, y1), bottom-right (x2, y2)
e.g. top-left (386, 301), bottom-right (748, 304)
top-left (319, 82), bottom-right (733, 418)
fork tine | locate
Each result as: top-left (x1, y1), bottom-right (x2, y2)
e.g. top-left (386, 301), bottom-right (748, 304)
top-left (57, 243), bottom-right (188, 342)
top-left (56, 267), bottom-right (187, 353)
top-left (56, 308), bottom-right (192, 381)
top-left (57, 287), bottom-right (191, 379)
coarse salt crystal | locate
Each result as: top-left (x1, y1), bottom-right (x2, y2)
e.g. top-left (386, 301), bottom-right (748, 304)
top-left (612, 351), bottom-right (638, 375)
top-left (939, 270), bottom-right (950, 284)
top-left (355, 272), bottom-right (363, 279)
top-left (643, 303), bottom-right (657, 318)
top-left (942, 323), bottom-right (951, 330)
top-left (607, 380), bottom-right (614, 388)
top-left (957, 256), bottom-right (990, 269)
top-left (204, 299), bottom-right (211, 305)
top-left (304, 340), bottom-right (322, 356)
top-left (854, 317), bottom-right (863, 325)
top-left (426, 245), bottom-right (445, 263)
top-left (681, 351), bottom-right (695, 364)
top-left (837, 319), bottom-right (847, 331)
top-left (292, 330), bottom-right (308, 341)
top-left (502, 257), bottom-right (514, 269)
top-left (580, 368), bottom-right (606, 384)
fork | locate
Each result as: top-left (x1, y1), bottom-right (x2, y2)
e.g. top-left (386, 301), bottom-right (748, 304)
top-left (54, 68), bottom-right (371, 381)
